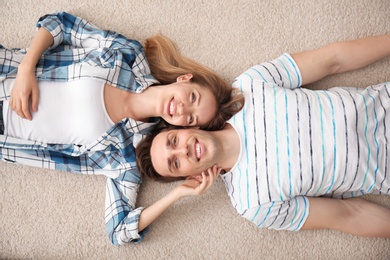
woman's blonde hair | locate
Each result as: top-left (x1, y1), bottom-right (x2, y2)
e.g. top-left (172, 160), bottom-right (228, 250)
top-left (144, 34), bottom-right (244, 131)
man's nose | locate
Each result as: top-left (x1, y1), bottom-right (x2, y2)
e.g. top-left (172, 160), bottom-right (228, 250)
top-left (173, 145), bottom-right (188, 156)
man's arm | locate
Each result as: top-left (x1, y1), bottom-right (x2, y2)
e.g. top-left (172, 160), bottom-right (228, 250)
top-left (301, 197), bottom-right (390, 238)
top-left (292, 34), bottom-right (390, 86)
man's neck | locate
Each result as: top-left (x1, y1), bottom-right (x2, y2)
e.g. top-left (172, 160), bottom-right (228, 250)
top-left (214, 123), bottom-right (240, 172)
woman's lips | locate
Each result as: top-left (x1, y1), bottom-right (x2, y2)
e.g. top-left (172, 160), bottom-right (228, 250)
top-left (168, 97), bottom-right (175, 117)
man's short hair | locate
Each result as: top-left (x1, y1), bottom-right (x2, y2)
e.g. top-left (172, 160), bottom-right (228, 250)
top-left (136, 125), bottom-right (186, 183)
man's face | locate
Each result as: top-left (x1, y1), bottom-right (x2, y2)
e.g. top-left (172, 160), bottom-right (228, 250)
top-left (150, 128), bottom-right (220, 177)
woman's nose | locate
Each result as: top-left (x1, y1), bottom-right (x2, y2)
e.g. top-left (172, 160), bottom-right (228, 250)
top-left (177, 103), bottom-right (189, 116)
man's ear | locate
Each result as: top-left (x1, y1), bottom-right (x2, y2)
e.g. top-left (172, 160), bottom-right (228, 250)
top-left (176, 74), bottom-right (193, 82)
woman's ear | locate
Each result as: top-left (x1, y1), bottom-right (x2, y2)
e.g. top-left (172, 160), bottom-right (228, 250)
top-left (176, 74), bottom-right (193, 82)
top-left (186, 174), bottom-right (203, 182)
top-left (193, 174), bottom-right (203, 182)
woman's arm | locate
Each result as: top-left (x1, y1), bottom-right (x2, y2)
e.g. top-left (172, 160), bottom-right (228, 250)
top-left (36, 12), bottom-right (143, 53)
top-left (138, 170), bottom-right (217, 231)
top-left (10, 12), bottom-right (106, 120)
top-left (10, 11), bottom-right (145, 120)
top-left (107, 165), bottom-right (220, 246)
top-left (292, 34), bottom-right (390, 85)
top-left (301, 197), bottom-right (390, 237)
top-left (10, 28), bottom-right (53, 120)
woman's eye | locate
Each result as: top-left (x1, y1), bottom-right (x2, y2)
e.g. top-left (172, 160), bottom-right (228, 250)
top-left (191, 92), bottom-right (196, 103)
top-left (189, 115), bottom-right (194, 125)
top-left (173, 136), bottom-right (177, 146)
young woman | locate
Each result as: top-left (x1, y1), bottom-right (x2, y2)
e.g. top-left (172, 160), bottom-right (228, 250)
top-left (0, 12), bottom-right (244, 245)
top-left (137, 34), bottom-right (390, 238)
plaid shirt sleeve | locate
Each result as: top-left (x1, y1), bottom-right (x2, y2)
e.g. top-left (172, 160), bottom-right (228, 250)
top-left (105, 169), bottom-right (148, 246)
top-left (36, 12), bottom-right (158, 92)
top-left (0, 118), bottom-right (158, 175)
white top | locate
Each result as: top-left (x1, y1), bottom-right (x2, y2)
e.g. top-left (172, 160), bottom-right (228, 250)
top-left (3, 78), bottom-right (115, 145)
top-left (221, 54), bottom-right (390, 232)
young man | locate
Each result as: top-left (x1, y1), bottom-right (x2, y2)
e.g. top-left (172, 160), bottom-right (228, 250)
top-left (136, 34), bottom-right (390, 237)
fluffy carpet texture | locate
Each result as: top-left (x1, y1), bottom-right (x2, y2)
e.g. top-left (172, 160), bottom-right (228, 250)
top-left (1, 0), bottom-right (390, 259)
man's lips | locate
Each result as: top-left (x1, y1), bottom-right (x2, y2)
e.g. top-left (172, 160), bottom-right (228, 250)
top-left (195, 139), bottom-right (201, 161)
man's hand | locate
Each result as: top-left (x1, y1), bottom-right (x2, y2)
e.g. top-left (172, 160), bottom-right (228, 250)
top-left (9, 69), bottom-right (39, 120)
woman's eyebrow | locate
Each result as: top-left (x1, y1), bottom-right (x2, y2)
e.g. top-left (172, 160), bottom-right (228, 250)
top-left (194, 91), bottom-right (200, 125)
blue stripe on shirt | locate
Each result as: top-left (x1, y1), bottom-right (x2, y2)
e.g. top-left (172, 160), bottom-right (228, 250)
top-left (314, 92), bottom-right (326, 196)
top-left (358, 93), bottom-right (371, 190)
top-left (367, 92), bottom-right (379, 192)
top-left (324, 91), bottom-right (337, 194)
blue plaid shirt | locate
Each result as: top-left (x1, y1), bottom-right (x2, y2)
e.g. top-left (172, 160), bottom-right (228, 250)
top-left (0, 12), bottom-right (160, 245)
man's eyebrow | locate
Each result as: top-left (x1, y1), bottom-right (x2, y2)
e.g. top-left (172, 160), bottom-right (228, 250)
top-left (166, 133), bottom-right (173, 173)
top-left (165, 133), bottom-right (171, 147)
top-left (167, 158), bottom-right (172, 173)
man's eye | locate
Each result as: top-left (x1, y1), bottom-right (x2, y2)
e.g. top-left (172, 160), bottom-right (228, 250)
top-left (174, 158), bottom-right (179, 169)
top-left (189, 115), bottom-right (194, 125)
top-left (191, 92), bottom-right (196, 103)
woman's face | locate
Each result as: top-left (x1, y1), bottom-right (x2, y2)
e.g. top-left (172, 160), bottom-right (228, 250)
top-left (159, 75), bottom-right (217, 127)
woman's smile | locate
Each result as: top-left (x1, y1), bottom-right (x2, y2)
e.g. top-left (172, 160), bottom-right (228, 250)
top-left (168, 97), bottom-right (176, 117)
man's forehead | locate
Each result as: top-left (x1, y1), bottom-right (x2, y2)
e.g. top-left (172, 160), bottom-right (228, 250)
top-left (159, 130), bottom-right (172, 143)
top-left (150, 132), bottom-right (169, 175)
top-left (152, 131), bottom-right (167, 152)
top-left (157, 128), bottom-right (182, 141)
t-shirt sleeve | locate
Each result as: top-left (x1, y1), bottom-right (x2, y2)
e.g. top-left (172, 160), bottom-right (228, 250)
top-left (241, 195), bottom-right (309, 231)
top-left (237, 53), bottom-right (302, 89)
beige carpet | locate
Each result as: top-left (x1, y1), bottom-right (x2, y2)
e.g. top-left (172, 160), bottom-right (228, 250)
top-left (1, 0), bottom-right (390, 259)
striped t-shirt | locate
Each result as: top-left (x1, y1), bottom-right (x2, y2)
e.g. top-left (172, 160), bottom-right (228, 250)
top-left (221, 53), bottom-right (390, 231)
